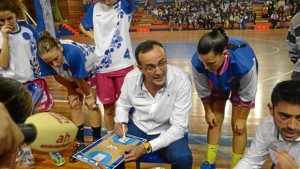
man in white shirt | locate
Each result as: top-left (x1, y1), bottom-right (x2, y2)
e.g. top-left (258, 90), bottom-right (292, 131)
top-left (114, 40), bottom-right (193, 169)
top-left (234, 80), bottom-right (300, 169)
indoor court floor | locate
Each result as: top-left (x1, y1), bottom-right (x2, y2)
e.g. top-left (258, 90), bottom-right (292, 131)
top-left (33, 28), bottom-right (294, 169)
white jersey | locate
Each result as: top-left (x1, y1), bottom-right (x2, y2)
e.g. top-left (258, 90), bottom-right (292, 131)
top-left (234, 115), bottom-right (300, 169)
top-left (81, 0), bottom-right (136, 73)
top-left (0, 22), bottom-right (40, 83)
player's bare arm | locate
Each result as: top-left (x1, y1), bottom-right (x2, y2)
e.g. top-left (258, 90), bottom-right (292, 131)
top-left (0, 24), bottom-right (11, 69)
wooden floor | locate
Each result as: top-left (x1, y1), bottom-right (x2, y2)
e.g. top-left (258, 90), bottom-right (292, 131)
top-left (31, 29), bottom-right (293, 169)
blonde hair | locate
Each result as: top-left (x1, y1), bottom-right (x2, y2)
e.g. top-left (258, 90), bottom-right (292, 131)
top-left (37, 31), bottom-right (60, 56)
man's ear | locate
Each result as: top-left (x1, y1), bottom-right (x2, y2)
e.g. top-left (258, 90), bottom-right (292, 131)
top-left (267, 103), bottom-right (274, 116)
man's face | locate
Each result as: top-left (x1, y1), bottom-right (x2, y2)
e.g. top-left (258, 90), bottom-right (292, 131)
top-left (137, 45), bottom-right (167, 90)
top-left (270, 102), bottom-right (300, 142)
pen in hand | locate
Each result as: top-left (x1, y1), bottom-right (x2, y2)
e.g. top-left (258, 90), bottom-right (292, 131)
top-left (122, 123), bottom-right (126, 142)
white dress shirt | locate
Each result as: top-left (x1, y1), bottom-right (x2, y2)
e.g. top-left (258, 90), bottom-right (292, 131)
top-left (114, 65), bottom-right (192, 151)
top-left (234, 115), bottom-right (300, 169)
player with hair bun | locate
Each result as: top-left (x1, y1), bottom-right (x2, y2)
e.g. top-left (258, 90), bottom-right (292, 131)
top-left (191, 26), bottom-right (258, 169)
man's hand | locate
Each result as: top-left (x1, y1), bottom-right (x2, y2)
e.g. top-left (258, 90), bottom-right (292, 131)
top-left (114, 122), bottom-right (127, 137)
top-left (275, 151), bottom-right (299, 169)
top-left (123, 145), bottom-right (145, 162)
top-left (0, 103), bottom-right (24, 156)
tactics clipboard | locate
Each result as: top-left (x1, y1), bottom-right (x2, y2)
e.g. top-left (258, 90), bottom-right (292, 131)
top-left (73, 131), bottom-right (146, 169)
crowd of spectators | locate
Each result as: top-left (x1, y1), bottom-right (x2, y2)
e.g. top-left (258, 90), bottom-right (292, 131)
top-left (137, 0), bottom-right (300, 30)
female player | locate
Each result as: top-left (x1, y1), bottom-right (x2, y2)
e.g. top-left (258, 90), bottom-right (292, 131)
top-left (191, 26), bottom-right (258, 169)
top-left (37, 32), bottom-right (102, 163)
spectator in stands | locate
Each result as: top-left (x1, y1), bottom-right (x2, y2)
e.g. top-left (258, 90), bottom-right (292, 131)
top-left (278, 0), bottom-right (286, 8)
top-left (270, 11), bottom-right (279, 28)
top-left (152, 6), bottom-right (159, 20)
top-left (262, 4), bottom-right (269, 19)
top-left (229, 13), bottom-right (235, 29)
top-left (241, 13), bottom-right (248, 29)
top-left (279, 13), bottom-right (287, 28)
top-left (287, 12), bottom-right (300, 80)
top-left (251, 11), bottom-right (256, 25)
top-left (291, 2), bottom-right (299, 17)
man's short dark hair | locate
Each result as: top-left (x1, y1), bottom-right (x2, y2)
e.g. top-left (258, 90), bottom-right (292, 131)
top-left (271, 80), bottom-right (300, 106)
top-left (135, 40), bottom-right (165, 65)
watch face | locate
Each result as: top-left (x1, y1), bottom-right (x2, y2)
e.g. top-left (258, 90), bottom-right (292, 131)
top-left (146, 146), bottom-right (151, 153)
top-left (144, 142), bottom-right (152, 153)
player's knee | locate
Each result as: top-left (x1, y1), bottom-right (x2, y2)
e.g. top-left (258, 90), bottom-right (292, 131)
top-left (69, 99), bottom-right (82, 109)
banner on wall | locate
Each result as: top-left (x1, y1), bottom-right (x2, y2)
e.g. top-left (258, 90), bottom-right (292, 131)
top-left (34, 0), bottom-right (57, 38)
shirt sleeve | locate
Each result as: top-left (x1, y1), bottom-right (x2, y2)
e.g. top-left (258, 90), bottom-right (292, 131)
top-left (234, 118), bottom-right (270, 169)
top-left (238, 58), bottom-right (258, 107)
top-left (81, 2), bottom-right (96, 31)
top-left (149, 74), bottom-right (192, 151)
top-left (191, 52), bottom-right (212, 102)
top-left (65, 45), bottom-right (88, 79)
top-left (286, 14), bottom-right (300, 64)
top-left (121, 0), bottom-right (135, 14)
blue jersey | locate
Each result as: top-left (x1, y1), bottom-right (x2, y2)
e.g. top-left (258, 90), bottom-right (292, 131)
top-left (191, 37), bottom-right (258, 105)
top-left (38, 40), bottom-right (97, 81)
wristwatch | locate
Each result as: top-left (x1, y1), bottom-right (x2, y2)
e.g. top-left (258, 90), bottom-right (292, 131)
top-left (143, 142), bottom-right (152, 154)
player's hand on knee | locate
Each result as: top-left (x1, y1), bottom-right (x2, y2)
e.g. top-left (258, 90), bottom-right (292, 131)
top-left (234, 119), bottom-right (247, 134)
top-left (67, 94), bottom-right (81, 108)
top-left (84, 94), bottom-right (97, 109)
top-left (206, 112), bottom-right (217, 126)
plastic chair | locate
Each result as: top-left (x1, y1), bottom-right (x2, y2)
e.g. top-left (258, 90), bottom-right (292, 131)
top-left (27, 83), bottom-right (43, 111)
top-left (135, 132), bottom-right (189, 169)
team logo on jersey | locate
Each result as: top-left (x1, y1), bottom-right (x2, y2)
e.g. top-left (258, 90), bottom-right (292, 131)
top-left (135, 92), bottom-right (146, 98)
